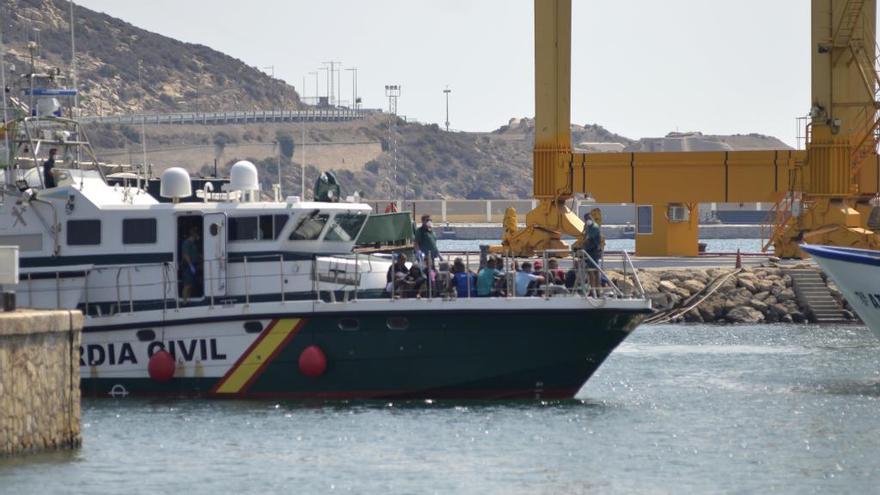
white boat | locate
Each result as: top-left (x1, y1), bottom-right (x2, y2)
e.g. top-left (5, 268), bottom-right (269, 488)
top-left (801, 244), bottom-right (880, 339)
top-left (0, 67), bottom-right (651, 399)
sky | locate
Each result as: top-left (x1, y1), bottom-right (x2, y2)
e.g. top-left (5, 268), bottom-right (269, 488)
top-left (75, 0), bottom-right (811, 146)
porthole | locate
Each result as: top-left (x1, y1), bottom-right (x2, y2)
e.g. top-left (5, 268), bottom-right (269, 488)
top-left (136, 329), bottom-right (156, 342)
top-left (338, 318), bottom-right (360, 331)
top-left (386, 317), bottom-right (409, 331)
top-left (210, 223), bottom-right (220, 236)
top-left (243, 321), bottom-right (264, 334)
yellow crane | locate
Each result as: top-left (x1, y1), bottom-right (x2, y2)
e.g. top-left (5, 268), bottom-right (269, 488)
top-left (503, 0), bottom-right (880, 258)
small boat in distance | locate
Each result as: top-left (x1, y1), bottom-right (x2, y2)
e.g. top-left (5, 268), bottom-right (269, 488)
top-left (801, 244), bottom-right (880, 340)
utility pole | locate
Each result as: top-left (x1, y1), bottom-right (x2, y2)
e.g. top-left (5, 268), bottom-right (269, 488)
top-left (384, 84), bottom-right (401, 199)
top-left (309, 71), bottom-right (318, 103)
top-left (322, 61), bottom-right (341, 106)
top-left (137, 60), bottom-right (147, 170)
top-left (0, 15), bottom-right (9, 167)
top-left (301, 120), bottom-right (306, 200)
top-left (345, 68), bottom-right (358, 109)
top-left (443, 86), bottom-right (451, 132)
top-left (69, 1), bottom-right (78, 116)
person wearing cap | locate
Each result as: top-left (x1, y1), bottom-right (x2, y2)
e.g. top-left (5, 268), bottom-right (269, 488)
top-left (386, 253), bottom-right (409, 296)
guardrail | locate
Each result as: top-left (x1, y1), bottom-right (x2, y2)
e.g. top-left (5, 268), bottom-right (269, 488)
top-left (78, 109), bottom-right (369, 126)
top-left (21, 249), bottom-right (645, 315)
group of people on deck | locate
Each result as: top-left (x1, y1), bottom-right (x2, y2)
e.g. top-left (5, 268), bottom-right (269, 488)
top-left (385, 212), bottom-right (604, 299)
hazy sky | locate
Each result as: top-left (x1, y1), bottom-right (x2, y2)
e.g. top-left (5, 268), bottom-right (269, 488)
top-left (75, 0), bottom-right (811, 146)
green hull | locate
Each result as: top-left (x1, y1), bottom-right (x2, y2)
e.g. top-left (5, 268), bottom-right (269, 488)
top-left (81, 308), bottom-right (646, 400)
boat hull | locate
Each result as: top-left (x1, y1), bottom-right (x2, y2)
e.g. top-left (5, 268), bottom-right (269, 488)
top-left (801, 244), bottom-right (880, 340)
top-left (80, 306), bottom-right (646, 400)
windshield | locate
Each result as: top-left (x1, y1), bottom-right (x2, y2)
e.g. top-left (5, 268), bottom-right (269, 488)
top-left (324, 212), bottom-right (368, 242)
top-left (289, 213), bottom-right (329, 241)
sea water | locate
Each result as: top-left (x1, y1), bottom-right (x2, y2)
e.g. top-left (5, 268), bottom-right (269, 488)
top-left (1, 323), bottom-right (878, 494)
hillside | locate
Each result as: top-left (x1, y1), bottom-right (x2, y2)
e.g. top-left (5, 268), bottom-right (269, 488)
top-left (1, 0), bottom-right (301, 115)
top-left (85, 115), bottom-right (792, 201)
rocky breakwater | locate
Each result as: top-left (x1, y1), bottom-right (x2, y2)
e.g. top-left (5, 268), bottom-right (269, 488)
top-left (618, 266), bottom-right (829, 324)
top-left (0, 309), bottom-right (83, 456)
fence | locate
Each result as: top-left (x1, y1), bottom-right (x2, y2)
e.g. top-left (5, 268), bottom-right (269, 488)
top-left (78, 109), bottom-right (369, 126)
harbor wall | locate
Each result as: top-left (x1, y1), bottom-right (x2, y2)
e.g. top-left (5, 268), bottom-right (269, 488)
top-left (0, 310), bottom-right (83, 456)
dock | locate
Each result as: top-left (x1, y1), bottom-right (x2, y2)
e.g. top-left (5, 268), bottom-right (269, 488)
top-left (0, 309), bottom-right (83, 456)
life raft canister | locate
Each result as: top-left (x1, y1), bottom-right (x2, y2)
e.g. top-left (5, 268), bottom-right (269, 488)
top-left (298, 345), bottom-right (327, 377)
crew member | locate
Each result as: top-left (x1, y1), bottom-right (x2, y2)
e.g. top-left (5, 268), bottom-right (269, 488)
top-left (181, 226), bottom-right (201, 304)
top-left (583, 213), bottom-right (603, 296)
top-left (43, 148), bottom-right (57, 188)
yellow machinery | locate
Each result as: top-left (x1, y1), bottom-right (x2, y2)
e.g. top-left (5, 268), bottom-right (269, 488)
top-left (502, 0), bottom-right (880, 257)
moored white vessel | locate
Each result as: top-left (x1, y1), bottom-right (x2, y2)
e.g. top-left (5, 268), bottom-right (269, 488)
top-left (801, 244), bottom-right (880, 340)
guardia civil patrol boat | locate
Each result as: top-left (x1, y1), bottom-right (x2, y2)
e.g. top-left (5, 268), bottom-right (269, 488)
top-left (0, 92), bottom-right (651, 400)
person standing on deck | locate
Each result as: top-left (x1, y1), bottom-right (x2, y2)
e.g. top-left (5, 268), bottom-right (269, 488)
top-left (582, 213), bottom-right (603, 297)
top-left (43, 148), bottom-right (57, 188)
top-left (414, 214), bottom-right (441, 270)
top-left (181, 226), bottom-right (201, 304)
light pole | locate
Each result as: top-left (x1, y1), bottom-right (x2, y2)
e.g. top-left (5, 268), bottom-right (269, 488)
top-left (443, 86), bottom-right (451, 132)
top-left (309, 71), bottom-right (318, 103)
top-left (345, 68), bottom-right (358, 110)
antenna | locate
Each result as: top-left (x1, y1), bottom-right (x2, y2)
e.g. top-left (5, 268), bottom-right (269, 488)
top-left (345, 68), bottom-right (358, 110)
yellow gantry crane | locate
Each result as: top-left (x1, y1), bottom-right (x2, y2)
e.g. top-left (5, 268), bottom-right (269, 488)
top-left (502, 0), bottom-right (880, 258)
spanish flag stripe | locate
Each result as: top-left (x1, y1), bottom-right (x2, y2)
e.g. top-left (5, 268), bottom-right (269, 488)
top-left (213, 318), bottom-right (301, 394)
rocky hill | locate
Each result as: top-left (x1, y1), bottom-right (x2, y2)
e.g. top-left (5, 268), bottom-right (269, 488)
top-left (85, 115), bottom-right (792, 201)
top-left (1, 0), bottom-right (301, 116)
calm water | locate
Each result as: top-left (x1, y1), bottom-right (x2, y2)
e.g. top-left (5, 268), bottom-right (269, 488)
top-left (2, 323), bottom-right (879, 494)
top-left (439, 238), bottom-right (765, 254)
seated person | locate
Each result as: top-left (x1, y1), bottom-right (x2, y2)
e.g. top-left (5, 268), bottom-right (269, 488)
top-left (400, 265), bottom-right (427, 298)
top-left (547, 258), bottom-right (565, 284)
top-left (386, 253), bottom-right (410, 294)
top-left (452, 257), bottom-right (477, 298)
top-left (514, 261), bottom-right (545, 297)
top-left (436, 260), bottom-right (455, 297)
top-left (476, 258), bottom-right (503, 297)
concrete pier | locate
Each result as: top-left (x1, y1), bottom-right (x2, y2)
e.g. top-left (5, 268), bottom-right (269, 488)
top-left (0, 310), bottom-right (83, 456)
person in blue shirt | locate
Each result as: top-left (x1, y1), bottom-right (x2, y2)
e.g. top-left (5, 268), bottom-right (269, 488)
top-left (476, 258), bottom-right (503, 297)
top-left (514, 261), bottom-right (545, 297)
top-left (583, 213), bottom-right (603, 296)
top-left (451, 257), bottom-right (477, 298)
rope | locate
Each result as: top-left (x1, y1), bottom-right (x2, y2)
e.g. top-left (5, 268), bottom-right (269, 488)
top-left (644, 268), bottom-right (743, 325)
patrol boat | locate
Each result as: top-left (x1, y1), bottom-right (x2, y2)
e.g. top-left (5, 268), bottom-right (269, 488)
top-left (0, 106), bottom-right (651, 399)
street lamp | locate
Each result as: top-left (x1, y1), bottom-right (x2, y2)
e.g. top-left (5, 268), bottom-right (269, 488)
top-left (443, 86), bottom-right (451, 132)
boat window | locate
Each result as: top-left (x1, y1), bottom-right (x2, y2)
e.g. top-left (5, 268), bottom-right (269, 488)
top-left (274, 214), bottom-right (289, 238)
top-left (228, 217), bottom-right (258, 241)
top-left (136, 329), bottom-right (156, 342)
top-left (324, 212), bottom-right (368, 242)
top-left (289, 212), bottom-right (329, 241)
top-left (67, 219), bottom-right (101, 246)
top-left (387, 317), bottom-right (409, 331)
top-left (229, 215), bottom-right (290, 241)
top-left (122, 218), bottom-right (157, 244)
top-left (338, 318), bottom-right (360, 331)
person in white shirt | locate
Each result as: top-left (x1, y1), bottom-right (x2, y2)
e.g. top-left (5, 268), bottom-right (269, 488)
top-left (514, 261), bottom-right (545, 297)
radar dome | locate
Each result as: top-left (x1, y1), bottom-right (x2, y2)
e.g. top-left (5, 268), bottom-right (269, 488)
top-left (230, 160), bottom-right (259, 192)
top-left (160, 167), bottom-right (192, 199)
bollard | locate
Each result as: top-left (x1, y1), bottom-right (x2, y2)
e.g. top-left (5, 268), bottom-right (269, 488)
top-left (735, 249), bottom-right (742, 269)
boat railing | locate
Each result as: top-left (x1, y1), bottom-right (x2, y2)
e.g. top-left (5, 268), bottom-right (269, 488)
top-left (21, 248), bottom-right (646, 314)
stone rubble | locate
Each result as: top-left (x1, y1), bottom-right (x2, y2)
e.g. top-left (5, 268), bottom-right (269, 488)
top-left (608, 266), bottom-right (848, 324)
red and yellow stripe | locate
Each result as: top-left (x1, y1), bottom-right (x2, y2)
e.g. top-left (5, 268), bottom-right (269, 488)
top-left (212, 318), bottom-right (305, 395)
